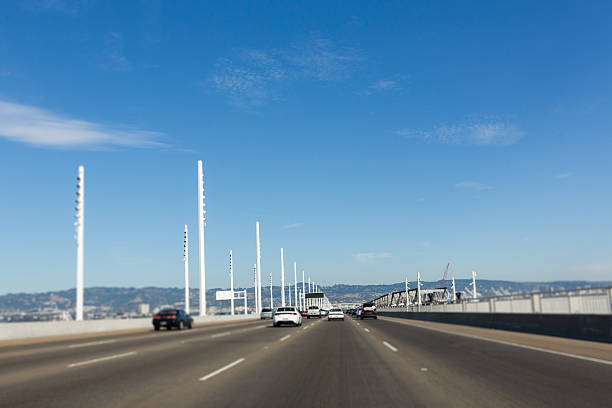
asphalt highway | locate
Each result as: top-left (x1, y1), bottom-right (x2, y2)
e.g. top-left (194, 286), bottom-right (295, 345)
top-left (1, 315), bottom-right (611, 407)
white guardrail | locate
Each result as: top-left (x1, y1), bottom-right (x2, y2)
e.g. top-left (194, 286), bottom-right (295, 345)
top-left (379, 286), bottom-right (612, 315)
top-left (0, 314), bottom-right (255, 341)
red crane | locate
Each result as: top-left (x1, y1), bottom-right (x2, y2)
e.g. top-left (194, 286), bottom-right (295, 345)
top-left (440, 262), bottom-right (450, 288)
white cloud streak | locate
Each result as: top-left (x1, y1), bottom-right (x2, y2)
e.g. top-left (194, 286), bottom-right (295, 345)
top-left (0, 100), bottom-right (166, 149)
top-left (352, 252), bottom-right (392, 263)
top-left (555, 172), bottom-right (573, 179)
top-left (454, 181), bottom-right (492, 191)
top-left (283, 223), bottom-right (304, 229)
top-left (395, 116), bottom-right (524, 146)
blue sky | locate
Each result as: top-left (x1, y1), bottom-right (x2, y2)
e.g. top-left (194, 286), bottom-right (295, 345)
top-left (1, 1), bottom-right (611, 294)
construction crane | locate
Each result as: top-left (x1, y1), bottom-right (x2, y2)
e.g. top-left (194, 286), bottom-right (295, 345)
top-left (440, 262), bottom-right (450, 288)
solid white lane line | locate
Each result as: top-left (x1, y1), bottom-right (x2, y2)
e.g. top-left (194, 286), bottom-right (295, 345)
top-left (364, 328), bottom-right (370, 333)
top-left (68, 339), bottom-right (116, 349)
top-left (280, 335), bottom-right (291, 342)
top-left (385, 319), bottom-right (612, 366)
top-left (211, 331), bottom-right (232, 338)
top-left (68, 351), bottom-right (137, 368)
top-left (383, 341), bottom-right (398, 352)
top-left (356, 322), bottom-right (360, 326)
top-left (199, 358), bottom-right (245, 382)
top-left (421, 367), bottom-right (428, 372)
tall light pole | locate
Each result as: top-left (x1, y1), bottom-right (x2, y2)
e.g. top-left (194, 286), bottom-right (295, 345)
top-left (417, 272), bottom-right (422, 312)
top-left (405, 276), bottom-right (409, 311)
top-left (74, 165), bottom-right (84, 321)
top-left (293, 262), bottom-right (298, 310)
top-left (269, 272), bottom-right (273, 308)
top-left (280, 248), bottom-right (285, 307)
top-left (255, 222), bottom-right (262, 314)
top-left (308, 277), bottom-right (311, 293)
top-left (288, 282), bottom-right (292, 306)
top-left (184, 225), bottom-right (190, 314)
top-left (197, 160), bottom-right (207, 316)
top-left (253, 264), bottom-right (258, 314)
top-left (229, 250), bottom-right (234, 315)
top-left (472, 271), bottom-right (478, 299)
top-left (302, 270), bottom-right (305, 307)
top-left (452, 277), bottom-right (457, 303)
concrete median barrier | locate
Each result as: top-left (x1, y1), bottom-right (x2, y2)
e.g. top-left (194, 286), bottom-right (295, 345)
top-left (0, 314), bottom-right (255, 341)
top-left (378, 311), bottom-right (612, 343)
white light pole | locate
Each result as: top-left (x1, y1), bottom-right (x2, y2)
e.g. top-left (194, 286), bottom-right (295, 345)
top-left (288, 282), bottom-right (292, 306)
top-left (197, 160), bottom-right (207, 316)
top-left (255, 222), bottom-right (262, 314)
top-left (280, 248), bottom-right (285, 307)
top-left (184, 225), bottom-right (190, 314)
top-left (269, 272), bottom-right (273, 308)
top-left (417, 272), bottom-right (422, 312)
top-left (405, 276), bottom-right (409, 311)
top-left (253, 264), bottom-right (258, 314)
top-left (472, 271), bottom-right (478, 299)
top-left (293, 262), bottom-right (298, 309)
top-left (229, 250), bottom-right (234, 316)
top-left (74, 165), bottom-right (84, 321)
top-left (452, 277), bottom-right (457, 303)
top-left (302, 270), bottom-right (305, 307)
top-left (308, 277), bottom-right (311, 293)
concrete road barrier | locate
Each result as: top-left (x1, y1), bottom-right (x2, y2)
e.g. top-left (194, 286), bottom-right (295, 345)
top-left (378, 311), bottom-right (612, 343)
top-left (0, 314), bottom-right (255, 341)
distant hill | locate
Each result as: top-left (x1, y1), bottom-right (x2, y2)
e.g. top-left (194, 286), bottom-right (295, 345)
top-left (1, 280), bottom-right (610, 317)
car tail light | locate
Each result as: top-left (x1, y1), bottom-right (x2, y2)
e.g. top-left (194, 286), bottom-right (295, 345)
top-left (153, 315), bottom-right (160, 319)
top-left (373, 310), bottom-right (377, 314)
top-left (166, 315), bottom-right (176, 319)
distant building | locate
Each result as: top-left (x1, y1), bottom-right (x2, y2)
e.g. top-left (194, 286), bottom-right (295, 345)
top-left (138, 303), bottom-right (150, 315)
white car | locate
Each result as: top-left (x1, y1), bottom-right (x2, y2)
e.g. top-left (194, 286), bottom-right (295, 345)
top-left (273, 306), bottom-right (302, 327)
top-left (306, 306), bottom-right (321, 319)
top-left (327, 308), bottom-right (344, 321)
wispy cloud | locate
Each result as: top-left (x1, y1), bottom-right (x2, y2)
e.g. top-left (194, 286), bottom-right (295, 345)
top-left (454, 181), bottom-right (492, 191)
top-left (395, 116), bottom-right (524, 146)
top-left (352, 252), bottom-right (392, 263)
top-left (283, 222), bottom-right (304, 229)
top-left (284, 37), bottom-right (362, 81)
top-left (555, 172), bottom-right (573, 179)
top-left (0, 100), bottom-right (166, 149)
top-left (370, 79), bottom-right (397, 90)
top-left (99, 32), bottom-right (132, 72)
top-left (21, 0), bottom-right (85, 15)
top-left (209, 36), bottom-right (363, 107)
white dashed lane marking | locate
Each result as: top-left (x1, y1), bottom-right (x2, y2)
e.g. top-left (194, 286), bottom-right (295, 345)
top-left (199, 358), bottom-right (245, 382)
top-left (68, 351), bottom-right (137, 368)
top-left (383, 341), bottom-right (398, 352)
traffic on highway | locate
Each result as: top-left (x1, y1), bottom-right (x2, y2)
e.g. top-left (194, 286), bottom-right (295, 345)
top-left (2, 309), bottom-right (611, 407)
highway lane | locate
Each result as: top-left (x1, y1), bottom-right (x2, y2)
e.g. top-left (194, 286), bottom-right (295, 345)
top-left (2, 315), bottom-right (611, 407)
top-left (355, 316), bottom-right (612, 407)
top-left (0, 318), bottom-right (264, 385)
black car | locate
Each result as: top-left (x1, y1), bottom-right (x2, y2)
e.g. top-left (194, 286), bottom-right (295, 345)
top-left (153, 309), bottom-right (193, 331)
top-left (360, 302), bottom-right (377, 319)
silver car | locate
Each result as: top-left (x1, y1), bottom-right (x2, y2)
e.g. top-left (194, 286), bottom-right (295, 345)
top-left (260, 307), bottom-right (274, 319)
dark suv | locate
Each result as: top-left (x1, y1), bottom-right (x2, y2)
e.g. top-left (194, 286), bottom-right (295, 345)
top-left (153, 309), bottom-right (193, 331)
top-left (360, 302), bottom-right (377, 319)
